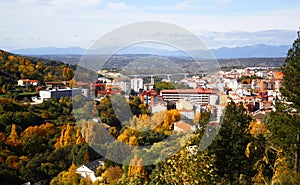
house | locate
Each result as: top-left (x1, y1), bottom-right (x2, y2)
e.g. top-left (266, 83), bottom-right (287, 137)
top-left (18, 79), bottom-right (39, 86)
top-left (176, 99), bottom-right (195, 119)
top-left (174, 120), bottom-right (196, 132)
top-left (45, 81), bottom-right (69, 90)
top-left (152, 102), bottom-right (167, 114)
top-left (260, 80), bottom-right (275, 91)
top-left (76, 159), bottom-right (105, 182)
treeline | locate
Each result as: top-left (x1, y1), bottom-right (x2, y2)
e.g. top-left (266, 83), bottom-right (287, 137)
top-left (34, 53), bottom-right (285, 71)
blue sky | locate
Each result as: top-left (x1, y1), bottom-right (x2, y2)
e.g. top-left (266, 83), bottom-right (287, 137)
top-left (1, 0), bottom-right (299, 50)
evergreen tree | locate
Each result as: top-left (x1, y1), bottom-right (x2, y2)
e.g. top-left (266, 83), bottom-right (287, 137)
top-left (281, 30), bottom-right (300, 110)
top-left (265, 30), bottom-right (300, 173)
top-left (208, 101), bottom-right (253, 184)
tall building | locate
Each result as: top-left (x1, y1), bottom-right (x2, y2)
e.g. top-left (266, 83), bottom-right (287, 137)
top-left (131, 78), bottom-right (143, 92)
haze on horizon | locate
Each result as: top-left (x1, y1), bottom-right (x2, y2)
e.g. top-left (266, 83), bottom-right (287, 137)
top-left (1, 0), bottom-right (299, 51)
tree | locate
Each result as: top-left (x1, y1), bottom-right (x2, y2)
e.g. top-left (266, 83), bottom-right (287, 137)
top-left (281, 31), bottom-right (300, 110)
top-left (208, 101), bottom-right (254, 184)
top-left (7, 124), bottom-right (21, 147)
top-left (149, 145), bottom-right (217, 185)
top-left (127, 154), bottom-right (146, 179)
top-left (62, 67), bottom-right (74, 81)
top-left (280, 30), bottom-right (300, 172)
top-left (154, 81), bottom-right (175, 93)
top-left (264, 31), bottom-right (300, 175)
top-left (103, 166), bottom-right (123, 185)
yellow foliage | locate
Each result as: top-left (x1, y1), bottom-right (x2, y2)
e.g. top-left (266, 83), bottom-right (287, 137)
top-left (117, 132), bottom-right (129, 144)
top-left (128, 136), bottom-right (139, 146)
top-left (272, 150), bottom-right (288, 184)
top-left (7, 124), bottom-right (21, 147)
top-left (54, 124), bottom-right (82, 149)
top-left (139, 114), bottom-right (149, 121)
top-left (249, 121), bottom-right (269, 136)
top-left (128, 154), bottom-right (146, 179)
top-left (160, 109), bottom-right (181, 131)
top-left (76, 129), bottom-right (85, 144)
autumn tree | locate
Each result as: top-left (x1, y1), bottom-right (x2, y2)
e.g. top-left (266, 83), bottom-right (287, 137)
top-left (6, 124), bottom-right (21, 147)
top-left (102, 166), bottom-right (123, 185)
top-left (127, 154), bottom-right (146, 179)
top-left (149, 144), bottom-right (217, 184)
top-left (62, 67), bottom-right (74, 81)
top-left (50, 163), bottom-right (81, 185)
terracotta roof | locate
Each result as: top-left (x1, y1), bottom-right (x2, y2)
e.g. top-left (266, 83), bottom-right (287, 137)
top-left (20, 79), bottom-right (38, 83)
top-left (174, 121), bottom-right (194, 132)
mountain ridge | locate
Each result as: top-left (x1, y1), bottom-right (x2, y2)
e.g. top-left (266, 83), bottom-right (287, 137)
top-left (10, 44), bottom-right (291, 59)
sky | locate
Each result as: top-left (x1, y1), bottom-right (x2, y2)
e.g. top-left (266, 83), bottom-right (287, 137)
top-left (1, 0), bottom-right (299, 50)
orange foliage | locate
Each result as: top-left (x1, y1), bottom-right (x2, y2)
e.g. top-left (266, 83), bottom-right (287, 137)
top-left (54, 124), bottom-right (84, 149)
top-left (21, 123), bottom-right (56, 137)
top-left (154, 109), bottom-right (181, 132)
top-left (104, 166), bottom-right (123, 184)
top-left (6, 124), bottom-right (21, 147)
top-left (128, 154), bottom-right (146, 178)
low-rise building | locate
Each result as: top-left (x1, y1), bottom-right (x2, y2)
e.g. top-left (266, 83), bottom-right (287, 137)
top-left (18, 79), bottom-right (39, 86)
top-left (45, 81), bottom-right (69, 90)
top-left (39, 88), bottom-right (83, 101)
top-left (160, 88), bottom-right (212, 106)
top-left (174, 121), bottom-right (196, 132)
top-left (76, 159), bottom-right (105, 182)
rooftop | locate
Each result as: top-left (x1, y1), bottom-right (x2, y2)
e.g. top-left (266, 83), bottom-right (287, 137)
top-left (161, 88), bottom-right (212, 94)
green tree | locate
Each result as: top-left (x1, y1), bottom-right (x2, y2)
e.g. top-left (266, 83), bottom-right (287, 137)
top-left (208, 101), bottom-right (254, 184)
top-left (263, 32), bottom-right (300, 175)
top-left (281, 32), bottom-right (300, 110)
top-left (149, 144), bottom-right (217, 185)
top-left (153, 81), bottom-right (174, 93)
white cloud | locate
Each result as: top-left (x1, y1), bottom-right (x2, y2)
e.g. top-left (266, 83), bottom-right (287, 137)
top-left (194, 30), bottom-right (297, 48)
top-left (106, 2), bottom-right (136, 11)
top-left (1, 0), bottom-right (300, 50)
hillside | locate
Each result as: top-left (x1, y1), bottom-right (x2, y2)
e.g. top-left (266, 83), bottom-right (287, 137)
top-left (0, 49), bottom-right (75, 94)
top-left (36, 54), bottom-right (285, 70)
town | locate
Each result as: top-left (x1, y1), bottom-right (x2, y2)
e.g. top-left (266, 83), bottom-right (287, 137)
top-left (19, 65), bottom-right (283, 130)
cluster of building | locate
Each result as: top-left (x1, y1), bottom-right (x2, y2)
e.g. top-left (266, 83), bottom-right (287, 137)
top-left (19, 66), bottom-right (285, 130)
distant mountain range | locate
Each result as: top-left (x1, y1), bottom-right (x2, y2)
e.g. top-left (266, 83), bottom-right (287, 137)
top-left (212, 44), bottom-right (291, 59)
top-left (11, 44), bottom-right (291, 59)
top-left (12, 47), bottom-right (85, 55)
